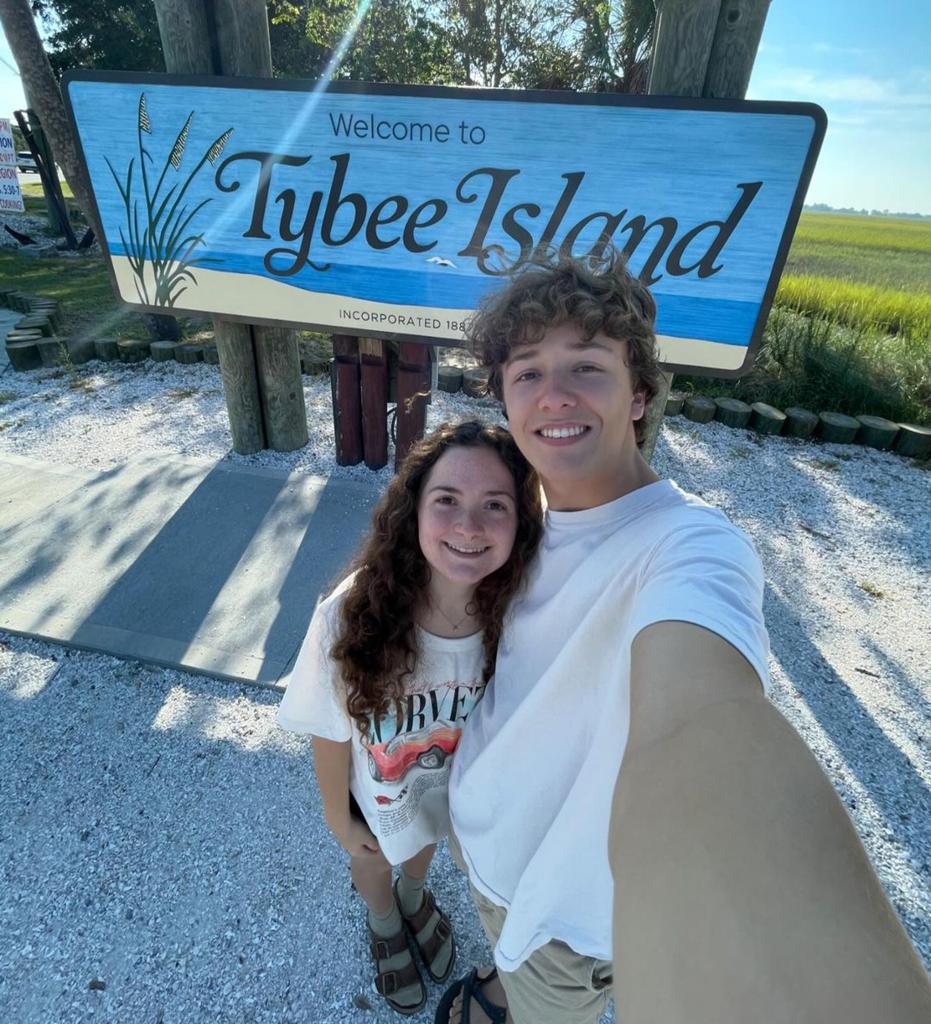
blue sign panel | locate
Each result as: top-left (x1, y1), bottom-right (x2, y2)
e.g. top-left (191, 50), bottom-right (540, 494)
top-left (63, 72), bottom-right (824, 376)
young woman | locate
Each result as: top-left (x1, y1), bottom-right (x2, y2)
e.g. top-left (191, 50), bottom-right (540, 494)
top-left (277, 420), bottom-right (542, 1014)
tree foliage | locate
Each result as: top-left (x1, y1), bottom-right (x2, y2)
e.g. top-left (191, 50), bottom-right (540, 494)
top-left (32, 0), bottom-right (655, 93)
top-left (31, 0), bottom-right (166, 75)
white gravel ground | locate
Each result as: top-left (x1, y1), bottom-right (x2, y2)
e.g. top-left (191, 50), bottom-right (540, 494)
top-left (1, 354), bottom-right (929, 1023)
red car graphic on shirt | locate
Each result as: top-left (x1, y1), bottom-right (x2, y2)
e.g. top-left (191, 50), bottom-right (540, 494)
top-left (367, 721), bottom-right (461, 784)
top-left (374, 785), bottom-right (409, 806)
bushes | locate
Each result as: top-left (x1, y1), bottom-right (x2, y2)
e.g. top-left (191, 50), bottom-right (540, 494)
top-left (678, 307), bottom-right (931, 426)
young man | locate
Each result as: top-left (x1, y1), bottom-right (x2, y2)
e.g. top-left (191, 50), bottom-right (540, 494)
top-left (437, 253), bottom-right (931, 1024)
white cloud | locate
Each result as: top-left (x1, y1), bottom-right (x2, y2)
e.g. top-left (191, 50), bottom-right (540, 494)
top-left (749, 66), bottom-right (931, 109)
top-left (812, 42), bottom-right (867, 58)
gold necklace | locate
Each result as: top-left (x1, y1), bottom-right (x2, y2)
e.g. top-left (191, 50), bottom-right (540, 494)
top-left (430, 599), bottom-right (473, 631)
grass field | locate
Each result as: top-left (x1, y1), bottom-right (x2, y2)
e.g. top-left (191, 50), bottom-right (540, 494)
top-left (779, 212), bottom-right (931, 336)
top-left (682, 211), bottom-right (931, 426)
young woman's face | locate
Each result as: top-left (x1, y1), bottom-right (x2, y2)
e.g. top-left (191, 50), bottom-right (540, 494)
top-left (417, 445), bottom-right (519, 591)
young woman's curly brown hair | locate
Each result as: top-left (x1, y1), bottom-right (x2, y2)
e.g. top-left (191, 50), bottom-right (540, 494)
top-left (467, 248), bottom-right (663, 447)
top-left (330, 420), bottom-right (543, 743)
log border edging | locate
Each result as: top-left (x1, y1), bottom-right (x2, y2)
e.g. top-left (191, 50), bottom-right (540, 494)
top-left (3, 288), bottom-right (929, 464)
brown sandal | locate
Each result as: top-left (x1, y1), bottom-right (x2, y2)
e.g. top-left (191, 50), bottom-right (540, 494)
top-left (395, 882), bottom-right (457, 984)
top-left (368, 924), bottom-right (427, 1016)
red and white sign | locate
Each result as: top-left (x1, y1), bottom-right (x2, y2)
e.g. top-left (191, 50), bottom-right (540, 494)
top-left (0, 119), bottom-right (25, 213)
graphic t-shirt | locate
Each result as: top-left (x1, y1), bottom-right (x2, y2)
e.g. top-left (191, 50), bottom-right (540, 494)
top-left (449, 480), bottom-right (770, 971)
top-left (277, 574), bottom-right (486, 865)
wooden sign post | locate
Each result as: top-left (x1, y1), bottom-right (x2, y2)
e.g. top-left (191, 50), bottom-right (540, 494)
top-left (641, 0), bottom-right (772, 461)
top-left (153, 0), bottom-right (307, 455)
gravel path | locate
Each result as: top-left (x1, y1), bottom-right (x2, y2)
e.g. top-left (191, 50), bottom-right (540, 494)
top-left (1, 356), bottom-right (929, 1022)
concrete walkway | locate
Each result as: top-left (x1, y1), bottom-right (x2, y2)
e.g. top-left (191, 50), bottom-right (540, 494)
top-left (0, 451), bottom-right (381, 686)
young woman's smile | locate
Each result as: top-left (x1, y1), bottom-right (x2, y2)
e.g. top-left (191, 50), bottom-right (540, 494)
top-left (417, 446), bottom-right (519, 597)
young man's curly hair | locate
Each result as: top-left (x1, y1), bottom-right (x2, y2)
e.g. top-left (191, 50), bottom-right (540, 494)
top-left (330, 420), bottom-right (543, 744)
top-left (467, 249), bottom-right (663, 446)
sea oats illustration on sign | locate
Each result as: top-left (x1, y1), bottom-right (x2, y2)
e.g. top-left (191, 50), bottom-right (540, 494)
top-left (105, 93), bottom-right (233, 308)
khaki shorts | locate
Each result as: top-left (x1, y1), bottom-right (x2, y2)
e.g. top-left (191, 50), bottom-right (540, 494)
top-left (448, 832), bottom-right (613, 1024)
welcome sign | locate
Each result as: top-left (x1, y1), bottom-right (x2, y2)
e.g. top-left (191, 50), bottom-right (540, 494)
top-left (63, 73), bottom-right (825, 376)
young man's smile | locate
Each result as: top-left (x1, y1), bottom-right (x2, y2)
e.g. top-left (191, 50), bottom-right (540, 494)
top-left (502, 323), bottom-right (654, 510)
top-left (534, 422), bottom-right (592, 444)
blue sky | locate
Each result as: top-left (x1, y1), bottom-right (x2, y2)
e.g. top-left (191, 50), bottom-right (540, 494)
top-left (2, 0), bottom-right (929, 214)
top-left (747, 0), bottom-right (931, 214)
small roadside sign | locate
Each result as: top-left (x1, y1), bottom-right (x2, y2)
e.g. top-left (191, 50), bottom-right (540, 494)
top-left (0, 118), bottom-right (25, 213)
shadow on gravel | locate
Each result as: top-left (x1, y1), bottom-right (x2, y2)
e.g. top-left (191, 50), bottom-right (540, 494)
top-left (0, 457), bottom-right (378, 686)
top-left (787, 447), bottom-right (929, 579)
top-left (765, 585), bottom-right (931, 864)
top-left (0, 651), bottom-right (486, 1024)
top-left (858, 636), bottom-right (931, 742)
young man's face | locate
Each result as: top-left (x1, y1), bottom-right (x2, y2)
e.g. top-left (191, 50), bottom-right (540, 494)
top-left (501, 322), bottom-right (650, 511)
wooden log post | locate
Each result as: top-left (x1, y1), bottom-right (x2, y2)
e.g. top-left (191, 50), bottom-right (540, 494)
top-left (212, 316), bottom-right (266, 453)
top-left (703, 0), bottom-right (772, 100)
top-left (395, 342), bottom-right (431, 469)
top-left (209, 0), bottom-right (307, 453)
top-left (254, 326), bottom-right (307, 449)
top-left (359, 339), bottom-right (389, 470)
top-left (640, 0), bottom-right (772, 463)
top-left (331, 336), bottom-right (363, 466)
top-left (153, 0), bottom-right (307, 454)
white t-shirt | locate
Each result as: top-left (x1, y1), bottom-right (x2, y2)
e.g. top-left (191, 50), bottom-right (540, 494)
top-left (277, 575), bottom-right (487, 865)
top-left (448, 480), bottom-right (770, 971)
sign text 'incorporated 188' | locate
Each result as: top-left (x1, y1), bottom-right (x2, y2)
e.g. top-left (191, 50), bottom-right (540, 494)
top-left (63, 73), bottom-right (825, 376)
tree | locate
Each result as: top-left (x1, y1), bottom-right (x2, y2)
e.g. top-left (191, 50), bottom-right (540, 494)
top-left (276, 0), bottom-right (462, 84)
top-left (271, 1), bottom-right (656, 92)
top-left (29, 1), bottom-right (657, 94)
top-left (31, 0), bottom-right (166, 76)
top-left (0, 0), bottom-right (100, 235)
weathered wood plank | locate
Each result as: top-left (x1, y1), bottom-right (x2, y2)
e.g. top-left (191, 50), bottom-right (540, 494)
top-left (641, 0), bottom-right (770, 463)
top-left (359, 339), bottom-right (388, 471)
top-left (704, 0), bottom-right (772, 99)
top-left (152, 0), bottom-right (214, 75)
top-left (649, 0), bottom-right (723, 96)
top-left (395, 342), bottom-right (431, 469)
top-left (253, 326), bottom-right (308, 452)
top-left (214, 319), bottom-right (265, 453)
top-left (154, 0), bottom-right (307, 454)
top-left (331, 335), bottom-right (363, 466)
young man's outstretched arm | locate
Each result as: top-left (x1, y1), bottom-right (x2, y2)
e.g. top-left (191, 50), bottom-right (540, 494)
top-left (610, 620), bottom-right (931, 1024)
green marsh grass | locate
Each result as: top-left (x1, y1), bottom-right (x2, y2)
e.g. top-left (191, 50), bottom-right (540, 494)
top-left (782, 213), bottom-right (931, 326)
top-left (775, 275), bottom-right (931, 338)
top-left (791, 213), bottom-right (931, 255)
top-left (679, 307), bottom-right (931, 426)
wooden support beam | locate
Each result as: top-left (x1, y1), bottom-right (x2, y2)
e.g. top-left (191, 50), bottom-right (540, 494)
top-left (359, 339), bottom-right (389, 471)
top-left (253, 326), bottom-right (308, 451)
top-left (394, 342), bottom-right (431, 469)
top-left (331, 335), bottom-right (363, 466)
top-left (207, 0), bottom-right (307, 454)
top-left (153, 0), bottom-right (214, 74)
top-left (154, 0), bottom-right (307, 454)
top-left (214, 320), bottom-right (265, 453)
top-left (649, 0), bottom-right (722, 96)
top-left (703, 0), bottom-right (772, 99)
top-left (641, 0), bottom-right (771, 463)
